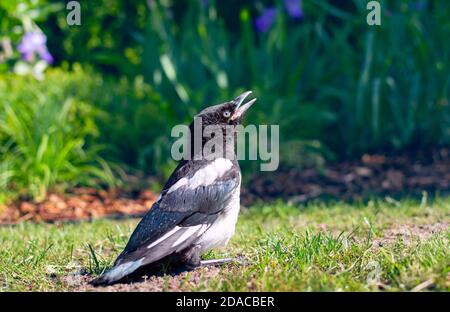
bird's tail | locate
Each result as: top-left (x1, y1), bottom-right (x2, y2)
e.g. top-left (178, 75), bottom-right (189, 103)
top-left (89, 258), bottom-right (144, 286)
top-left (89, 273), bottom-right (113, 287)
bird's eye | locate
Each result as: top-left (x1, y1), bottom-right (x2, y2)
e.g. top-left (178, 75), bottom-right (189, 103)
top-left (223, 111), bottom-right (231, 118)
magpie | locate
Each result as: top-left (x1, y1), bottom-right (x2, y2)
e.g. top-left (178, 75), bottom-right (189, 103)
top-left (92, 91), bottom-right (256, 285)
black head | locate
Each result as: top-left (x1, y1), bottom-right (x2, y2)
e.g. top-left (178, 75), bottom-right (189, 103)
top-left (195, 91), bottom-right (256, 126)
top-left (187, 91), bottom-right (256, 159)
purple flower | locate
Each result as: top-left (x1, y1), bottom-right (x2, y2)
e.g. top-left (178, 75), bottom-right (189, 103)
top-left (17, 32), bottom-right (53, 64)
top-left (284, 0), bottom-right (303, 19)
top-left (255, 7), bottom-right (277, 33)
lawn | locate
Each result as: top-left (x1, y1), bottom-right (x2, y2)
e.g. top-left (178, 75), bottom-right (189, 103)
top-left (0, 197), bottom-right (448, 292)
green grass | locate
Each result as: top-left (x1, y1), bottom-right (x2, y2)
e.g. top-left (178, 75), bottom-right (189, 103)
top-left (0, 197), bottom-right (448, 291)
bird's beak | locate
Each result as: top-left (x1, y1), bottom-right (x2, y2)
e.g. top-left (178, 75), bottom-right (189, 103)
top-left (230, 91), bottom-right (256, 120)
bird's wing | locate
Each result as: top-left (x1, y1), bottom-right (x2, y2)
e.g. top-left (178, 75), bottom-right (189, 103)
top-left (104, 160), bottom-right (240, 280)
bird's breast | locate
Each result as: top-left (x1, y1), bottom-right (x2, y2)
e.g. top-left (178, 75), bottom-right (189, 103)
top-left (197, 185), bottom-right (241, 253)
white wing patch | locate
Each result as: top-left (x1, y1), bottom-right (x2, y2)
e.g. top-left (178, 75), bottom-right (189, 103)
top-left (171, 224), bottom-right (207, 248)
top-left (146, 224), bottom-right (208, 251)
top-left (147, 226), bottom-right (181, 249)
top-left (167, 178), bottom-right (188, 194)
top-left (167, 158), bottom-right (233, 194)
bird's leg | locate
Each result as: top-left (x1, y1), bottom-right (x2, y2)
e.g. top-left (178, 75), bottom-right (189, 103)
top-left (200, 258), bottom-right (235, 266)
top-left (201, 255), bottom-right (252, 267)
top-left (180, 245), bottom-right (202, 269)
top-left (181, 247), bottom-right (246, 268)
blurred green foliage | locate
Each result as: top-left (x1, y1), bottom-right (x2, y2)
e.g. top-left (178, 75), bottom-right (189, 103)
top-left (135, 0), bottom-right (450, 157)
top-left (40, 0), bottom-right (450, 157)
top-left (94, 75), bottom-right (178, 177)
top-left (43, 0), bottom-right (147, 76)
top-left (1, 0), bottom-right (449, 200)
top-left (0, 66), bottom-right (116, 202)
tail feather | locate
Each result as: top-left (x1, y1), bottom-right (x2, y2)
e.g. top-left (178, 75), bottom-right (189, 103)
top-left (90, 258), bottom-right (144, 286)
top-left (90, 224), bottom-right (208, 286)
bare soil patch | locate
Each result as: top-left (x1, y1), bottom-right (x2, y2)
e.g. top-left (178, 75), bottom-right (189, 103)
top-left (242, 148), bottom-right (450, 205)
top-left (66, 266), bottom-right (222, 292)
top-left (372, 222), bottom-right (448, 249)
top-left (0, 188), bottom-right (156, 225)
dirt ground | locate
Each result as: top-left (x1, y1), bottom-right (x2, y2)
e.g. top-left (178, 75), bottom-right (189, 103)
top-left (242, 148), bottom-right (450, 205)
top-left (0, 188), bottom-right (156, 224)
top-left (65, 265), bottom-right (223, 292)
top-left (1, 149), bottom-right (449, 225)
top-left (371, 222), bottom-right (449, 250)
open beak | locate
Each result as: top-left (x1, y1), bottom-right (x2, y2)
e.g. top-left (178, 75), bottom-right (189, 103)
top-left (230, 91), bottom-right (256, 120)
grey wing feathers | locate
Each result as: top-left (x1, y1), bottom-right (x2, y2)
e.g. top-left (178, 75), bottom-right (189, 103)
top-left (117, 204), bottom-right (186, 257)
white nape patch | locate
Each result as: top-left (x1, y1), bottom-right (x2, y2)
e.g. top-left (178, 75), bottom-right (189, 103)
top-left (104, 258), bottom-right (144, 282)
top-left (166, 158), bottom-right (233, 194)
top-left (171, 224), bottom-right (206, 248)
top-left (147, 226), bottom-right (181, 249)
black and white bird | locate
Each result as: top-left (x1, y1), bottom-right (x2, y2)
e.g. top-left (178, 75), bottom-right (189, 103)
top-left (92, 91), bottom-right (256, 285)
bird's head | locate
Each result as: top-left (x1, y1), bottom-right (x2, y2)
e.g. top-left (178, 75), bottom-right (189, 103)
top-left (195, 91), bottom-right (256, 127)
top-left (187, 91), bottom-right (256, 159)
